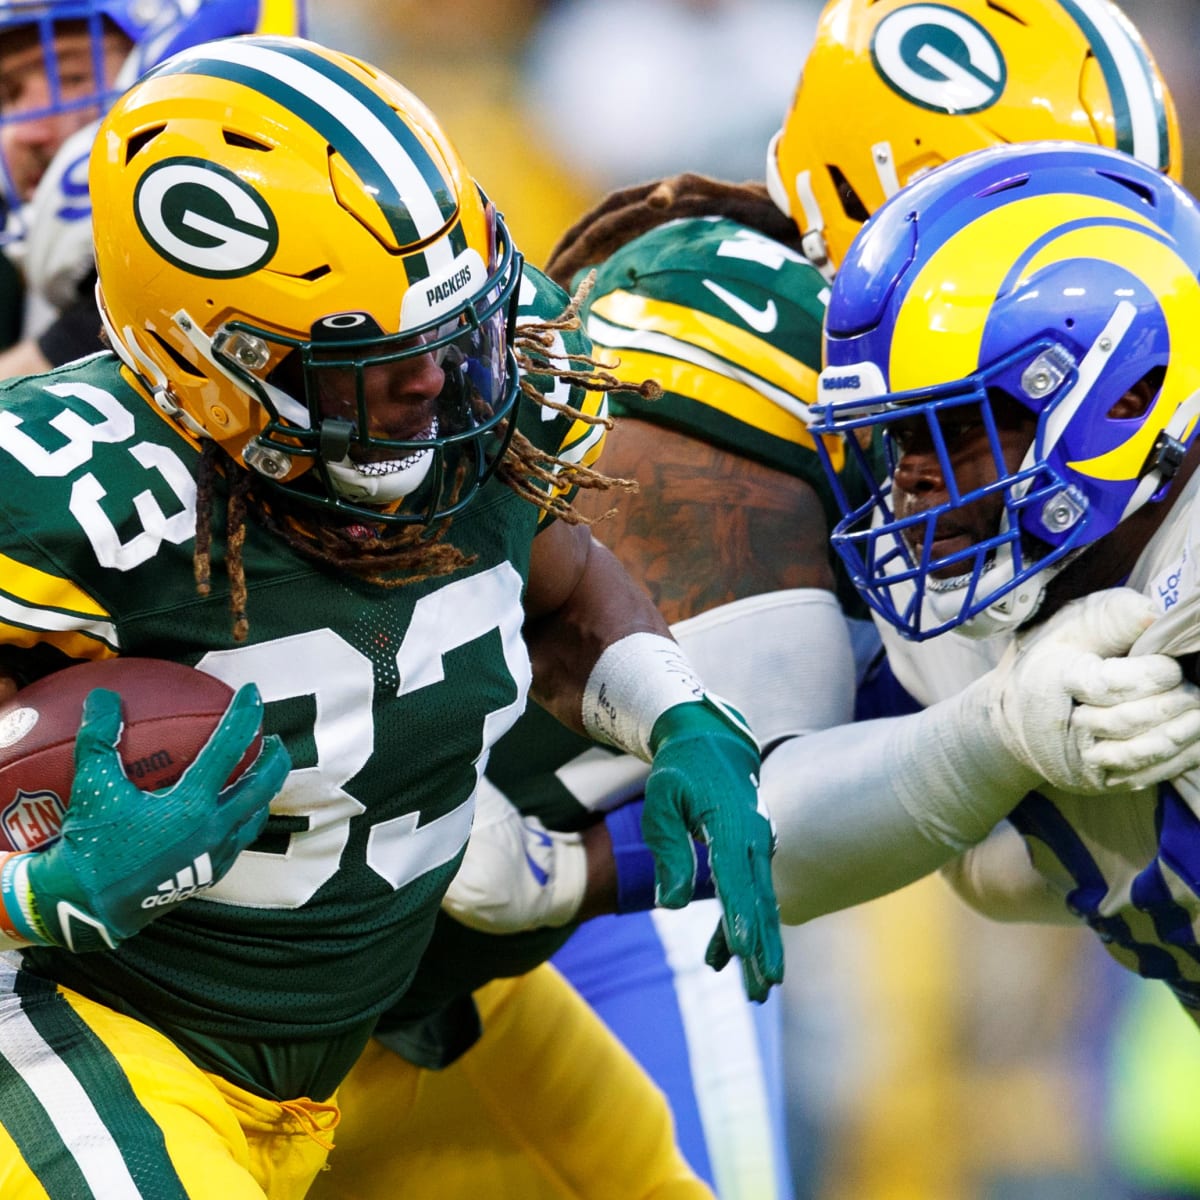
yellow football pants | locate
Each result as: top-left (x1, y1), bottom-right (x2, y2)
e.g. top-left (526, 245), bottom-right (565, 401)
top-left (310, 963), bottom-right (714, 1200)
top-left (0, 970), bottom-right (338, 1199)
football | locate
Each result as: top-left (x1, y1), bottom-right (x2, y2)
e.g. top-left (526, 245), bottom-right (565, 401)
top-left (0, 658), bottom-right (260, 854)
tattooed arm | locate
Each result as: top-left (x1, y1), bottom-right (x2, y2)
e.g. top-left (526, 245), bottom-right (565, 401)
top-left (572, 416), bottom-right (836, 623)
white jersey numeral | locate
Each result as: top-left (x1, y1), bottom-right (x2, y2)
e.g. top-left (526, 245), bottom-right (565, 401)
top-left (0, 380), bottom-right (196, 570)
top-left (194, 564), bottom-right (530, 910)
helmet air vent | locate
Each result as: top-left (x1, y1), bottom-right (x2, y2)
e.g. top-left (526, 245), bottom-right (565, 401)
top-left (223, 131), bottom-right (273, 152)
top-left (125, 125), bottom-right (166, 165)
top-left (984, 1), bottom-right (1027, 25)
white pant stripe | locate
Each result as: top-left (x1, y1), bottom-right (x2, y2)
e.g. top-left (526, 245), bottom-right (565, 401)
top-left (0, 963), bottom-right (146, 1199)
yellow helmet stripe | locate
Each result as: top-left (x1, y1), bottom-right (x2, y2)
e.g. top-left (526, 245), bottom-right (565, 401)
top-left (889, 192), bottom-right (1160, 390)
top-left (587, 291), bottom-right (818, 422)
top-left (1020, 227), bottom-right (1200, 481)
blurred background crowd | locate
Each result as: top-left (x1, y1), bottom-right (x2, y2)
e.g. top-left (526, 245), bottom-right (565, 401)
top-left (302, 4), bottom-right (1200, 1199)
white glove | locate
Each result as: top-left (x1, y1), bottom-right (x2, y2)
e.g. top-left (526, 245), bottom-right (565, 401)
top-left (441, 777), bottom-right (588, 933)
top-left (22, 122), bottom-right (98, 315)
top-left (990, 587), bottom-right (1200, 792)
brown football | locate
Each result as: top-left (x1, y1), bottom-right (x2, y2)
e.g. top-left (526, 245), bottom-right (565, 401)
top-left (0, 658), bottom-right (261, 853)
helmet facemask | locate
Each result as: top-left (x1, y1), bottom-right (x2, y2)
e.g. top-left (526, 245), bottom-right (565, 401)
top-left (202, 232), bottom-right (524, 528)
top-left (812, 137), bottom-right (1200, 643)
top-left (0, 1), bottom-right (306, 244)
top-left (814, 340), bottom-right (1105, 640)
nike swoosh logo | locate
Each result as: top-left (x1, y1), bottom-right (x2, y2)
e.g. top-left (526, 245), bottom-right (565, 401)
top-left (702, 280), bottom-right (779, 333)
top-left (524, 852), bottom-right (549, 886)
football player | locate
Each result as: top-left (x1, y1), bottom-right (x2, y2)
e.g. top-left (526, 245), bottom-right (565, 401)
top-left (312, 178), bottom-right (834, 1200)
top-left (0, 0), bottom-right (305, 377)
top-left (770, 136), bottom-right (1200, 1026)
top-left (0, 35), bottom-right (782, 1198)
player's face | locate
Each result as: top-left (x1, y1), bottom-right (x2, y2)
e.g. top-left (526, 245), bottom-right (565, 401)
top-left (309, 342), bottom-right (448, 465)
top-left (0, 21), bottom-right (130, 200)
top-left (888, 395), bottom-right (1037, 577)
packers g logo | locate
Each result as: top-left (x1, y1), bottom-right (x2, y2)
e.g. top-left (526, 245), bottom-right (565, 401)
top-left (871, 4), bottom-right (1007, 115)
top-left (134, 157), bottom-right (279, 278)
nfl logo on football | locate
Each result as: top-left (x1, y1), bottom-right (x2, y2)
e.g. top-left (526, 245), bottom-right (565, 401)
top-left (2, 790), bottom-right (65, 852)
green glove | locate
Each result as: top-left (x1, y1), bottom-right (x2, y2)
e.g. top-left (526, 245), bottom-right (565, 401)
top-left (642, 697), bottom-right (784, 1002)
top-left (1, 683), bottom-right (289, 953)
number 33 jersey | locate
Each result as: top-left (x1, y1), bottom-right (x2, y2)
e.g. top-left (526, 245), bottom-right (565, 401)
top-left (0, 268), bottom-right (603, 1100)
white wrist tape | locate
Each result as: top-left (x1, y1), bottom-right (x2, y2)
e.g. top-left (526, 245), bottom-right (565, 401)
top-left (581, 633), bottom-right (706, 762)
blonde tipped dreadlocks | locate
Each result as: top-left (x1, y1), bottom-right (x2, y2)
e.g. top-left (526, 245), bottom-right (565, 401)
top-left (190, 274), bottom-right (656, 641)
top-left (545, 172), bottom-right (804, 292)
top-left (499, 271), bottom-right (656, 523)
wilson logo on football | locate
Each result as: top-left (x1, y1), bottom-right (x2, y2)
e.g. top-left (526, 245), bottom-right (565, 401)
top-left (2, 789), bottom-right (66, 852)
top-left (134, 157), bottom-right (279, 278)
top-left (871, 5), bottom-right (1006, 115)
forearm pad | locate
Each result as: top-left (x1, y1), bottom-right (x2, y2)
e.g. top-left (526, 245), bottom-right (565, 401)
top-left (764, 679), bottom-right (1039, 925)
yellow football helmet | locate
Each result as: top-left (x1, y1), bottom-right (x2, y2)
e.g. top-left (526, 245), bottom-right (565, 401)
top-left (766, 0), bottom-right (1182, 276)
top-left (90, 35), bottom-right (522, 527)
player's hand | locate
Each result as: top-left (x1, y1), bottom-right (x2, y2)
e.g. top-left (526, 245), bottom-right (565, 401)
top-left (3, 683), bottom-right (289, 952)
top-left (643, 698), bottom-right (783, 1002)
top-left (441, 777), bottom-right (587, 933)
top-left (992, 587), bottom-right (1200, 792)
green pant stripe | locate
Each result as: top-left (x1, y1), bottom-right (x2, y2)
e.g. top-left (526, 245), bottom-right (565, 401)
top-left (2, 972), bottom-right (190, 1199)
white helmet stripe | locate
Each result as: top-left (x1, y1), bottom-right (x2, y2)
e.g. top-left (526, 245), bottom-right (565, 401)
top-left (155, 38), bottom-right (455, 244)
top-left (1057, 0), bottom-right (1169, 170)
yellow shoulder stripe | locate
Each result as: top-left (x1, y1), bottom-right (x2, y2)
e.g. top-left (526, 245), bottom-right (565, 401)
top-left (609, 347), bottom-right (831, 458)
top-left (0, 553), bottom-right (109, 617)
top-left (589, 290), bottom-right (817, 404)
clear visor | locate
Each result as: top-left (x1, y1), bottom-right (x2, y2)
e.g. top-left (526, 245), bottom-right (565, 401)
top-left (214, 242), bottom-right (523, 525)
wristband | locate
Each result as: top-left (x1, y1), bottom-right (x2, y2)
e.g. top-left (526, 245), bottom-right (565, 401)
top-left (0, 852), bottom-right (45, 947)
top-left (604, 800), bottom-right (714, 914)
top-left (581, 633), bottom-right (706, 762)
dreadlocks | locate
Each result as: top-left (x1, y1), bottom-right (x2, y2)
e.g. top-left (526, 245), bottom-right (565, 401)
top-left (545, 172), bottom-right (805, 291)
top-left (499, 271), bottom-right (656, 522)
top-left (191, 274), bottom-right (656, 641)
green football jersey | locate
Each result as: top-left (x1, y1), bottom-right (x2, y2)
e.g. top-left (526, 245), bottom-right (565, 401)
top-left (5, 266), bottom-right (604, 1100)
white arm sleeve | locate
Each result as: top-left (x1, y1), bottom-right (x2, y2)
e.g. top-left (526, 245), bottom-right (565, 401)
top-left (671, 588), bottom-right (855, 744)
top-left (764, 676), bottom-right (1039, 925)
top-left (939, 824), bottom-right (1075, 925)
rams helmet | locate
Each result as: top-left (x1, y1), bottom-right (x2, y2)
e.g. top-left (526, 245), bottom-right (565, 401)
top-left (810, 141), bottom-right (1200, 640)
top-left (766, 0), bottom-right (1182, 277)
top-left (90, 35), bottom-right (523, 527)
